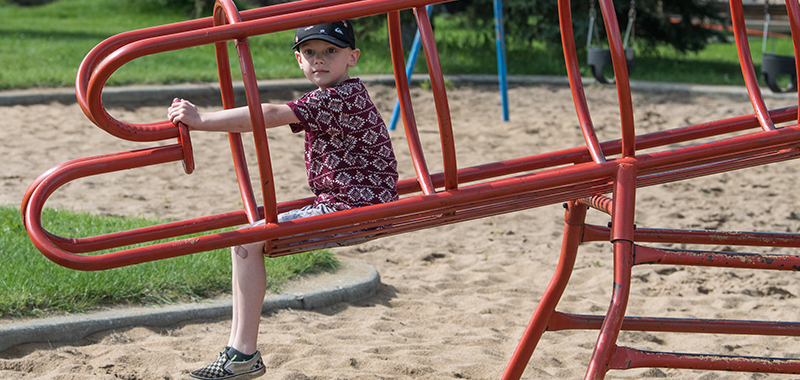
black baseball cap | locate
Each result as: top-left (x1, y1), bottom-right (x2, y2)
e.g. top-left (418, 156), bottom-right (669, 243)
top-left (292, 20), bottom-right (356, 50)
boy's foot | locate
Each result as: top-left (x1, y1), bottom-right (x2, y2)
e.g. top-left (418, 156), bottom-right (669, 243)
top-left (190, 350), bottom-right (265, 379)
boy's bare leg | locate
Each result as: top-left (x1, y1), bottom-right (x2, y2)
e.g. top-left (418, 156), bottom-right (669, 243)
top-left (229, 241), bottom-right (267, 354)
top-left (227, 247), bottom-right (239, 348)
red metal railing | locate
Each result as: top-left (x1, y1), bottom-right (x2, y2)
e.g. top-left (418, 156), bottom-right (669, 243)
top-left (20, 0), bottom-right (800, 378)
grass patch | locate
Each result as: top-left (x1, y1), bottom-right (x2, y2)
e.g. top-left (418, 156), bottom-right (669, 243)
top-left (626, 35), bottom-right (797, 87)
top-left (0, 205), bottom-right (339, 318)
top-left (2, 0), bottom-right (797, 90)
top-left (0, 0), bottom-right (302, 89)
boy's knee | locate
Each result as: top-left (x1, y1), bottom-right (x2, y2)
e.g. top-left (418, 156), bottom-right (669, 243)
top-left (232, 241), bottom-right (266, 259)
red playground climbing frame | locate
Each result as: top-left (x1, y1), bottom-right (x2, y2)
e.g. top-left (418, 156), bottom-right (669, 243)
top-left (20, 0), bottom-right (800, 378)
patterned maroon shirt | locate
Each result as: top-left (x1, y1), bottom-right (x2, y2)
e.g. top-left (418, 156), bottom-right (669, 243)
top-left (287, 78), bottom-right (399, 211)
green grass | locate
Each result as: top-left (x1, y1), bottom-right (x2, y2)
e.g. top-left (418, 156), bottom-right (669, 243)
top-left (0, 205), bottom-right (339, 318)
top-left (626, 36), bottom-right (797, 87)
top-left (2, 0), bottom-right (798, 90)
top-left (0, 0), bottom-right (303, 89)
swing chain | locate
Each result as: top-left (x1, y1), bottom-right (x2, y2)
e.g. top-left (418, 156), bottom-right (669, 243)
top-left (762, 0), bottom-right (774, 54)
top-left (628, 0), bottom-right (636, 21)
top-left (588, 0), bottom-right (635, 49)
top-left (623, 0), bottom-right (636, 49)
top-left (588, 1), bottom-right (599, 48)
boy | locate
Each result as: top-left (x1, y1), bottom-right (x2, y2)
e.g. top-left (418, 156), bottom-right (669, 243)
top-left (168, 20), bottom-right (399, 380)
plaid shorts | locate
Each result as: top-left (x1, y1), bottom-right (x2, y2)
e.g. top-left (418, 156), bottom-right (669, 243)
top-left (248, 204), bottom-right (336, 228)
top-left (277, 204), bottom-right (336, 223)
top-left (248, 204), bottom-right (365, 250)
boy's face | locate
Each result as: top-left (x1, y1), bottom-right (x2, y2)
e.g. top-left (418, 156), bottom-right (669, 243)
top-left (295, 39), bottom-right (360, 90)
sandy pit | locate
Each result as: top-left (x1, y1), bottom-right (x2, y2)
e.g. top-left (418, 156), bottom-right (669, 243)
top-left (2, 81), bottom-right (800, 379)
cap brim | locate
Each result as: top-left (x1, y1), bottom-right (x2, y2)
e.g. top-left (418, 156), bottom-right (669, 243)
top-left (292, 35), bottom-right (350, 50)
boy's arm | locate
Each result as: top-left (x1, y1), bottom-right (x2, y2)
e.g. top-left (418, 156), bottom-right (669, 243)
top-left (168, 99), bottom-right (299, 133)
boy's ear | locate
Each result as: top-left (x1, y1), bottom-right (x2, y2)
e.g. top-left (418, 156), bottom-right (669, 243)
top-left (348, 48), bottom-right (361, 67)
top-left (295, 50), bottom-right (305, 69)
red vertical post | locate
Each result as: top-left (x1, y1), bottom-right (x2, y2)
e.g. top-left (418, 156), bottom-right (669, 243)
top-left (584, 163), bottom-right (637, 380)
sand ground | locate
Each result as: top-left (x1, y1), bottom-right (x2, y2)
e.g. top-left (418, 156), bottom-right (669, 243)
top-left (2, 82), bottom-right (800, 379)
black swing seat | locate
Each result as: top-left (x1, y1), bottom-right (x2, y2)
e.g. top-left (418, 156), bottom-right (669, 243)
top-left (762, 53), bottom-right (797, 93)
top-left (587, 46), bottom-right (635, 84)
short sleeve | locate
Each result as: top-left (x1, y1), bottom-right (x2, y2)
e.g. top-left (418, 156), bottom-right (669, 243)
top-left (286, 88), bottom-right (350, 135)
top-left (286, 98), bottom-right (307, 134)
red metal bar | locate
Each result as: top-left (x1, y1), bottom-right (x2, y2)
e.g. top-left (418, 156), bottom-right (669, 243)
top-left (634, 125), bottom-right (800, 174)
top-left (414, 6), bottom-right (458, 191)
top-left (428, 106), bottom-right (797, 194)
top-left (585, 163), bottom-right (637, 380)
top-left (585, 224), bottom-right (800, 248)
top-left (636, 146), bottom-right (800, 189)
top-left (502, 200), bottom-right (588, 379)
top-left (610, 163), bottom-right (636, 242)
top-left (730, 0), bottom-right (775, 131)
top-left (786, 0), bottom-right (800, 116)
top-left (269, 186), bottom-right (610, 256)
top-left (218, 0), bottom-right (278, 223)
top-left (609, 347), bottom-right (800, 373)
top-left (578, 195), bottom-right (613, 215)
top-left (586, 239), bottom-right (634, 380)
top-left (212, 0), bottom-right (261, 224)
top-left (558, 0), bottom-right (606, 164)
top-left (549, 312), bottom-right (800, 336)
top-left (634, 245), bottom-right (800, 270)
top-left (387, 11), bottom-right (435, 195)
top-left (597, 0), bottom-right (635, 158)
top-left (39, 126), bottom-right (800, 256)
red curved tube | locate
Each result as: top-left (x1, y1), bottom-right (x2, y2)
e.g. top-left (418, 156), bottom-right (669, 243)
top-left (415, 5), bottom-right (458, 191)
top-left (213, 0), bottom-right (278, 223)
top-left (597, 0), bottom-right (635, 158)
top-left (75, 0), bottom-right (359, 126)
top-left (210, 3), bottom-right (261, 224)
top-left (730, 0), bottom-right (775, 131)
top-left (785, 0), bottom-right (800, 118)
top-left (387, 11), bottom-right (436, 196)
top-left (79, 0), bottom-right (451, 142)
top-left (558, 0), bottom-right (606, 164)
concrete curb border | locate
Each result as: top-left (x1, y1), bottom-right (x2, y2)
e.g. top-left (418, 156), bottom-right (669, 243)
top-left (1, 74), bottom-right (795, 107)
top-left (0, 256), bottom-right (380, 353)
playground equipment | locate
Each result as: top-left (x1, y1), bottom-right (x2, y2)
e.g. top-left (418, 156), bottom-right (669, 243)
top-left (493, 0), bottom-right (509, 121)
top-left (19, 0), bottom-right (800, 378)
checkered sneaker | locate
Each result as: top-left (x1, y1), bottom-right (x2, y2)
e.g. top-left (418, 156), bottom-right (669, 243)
top-left (190, 350), bottom-right (265, 380)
